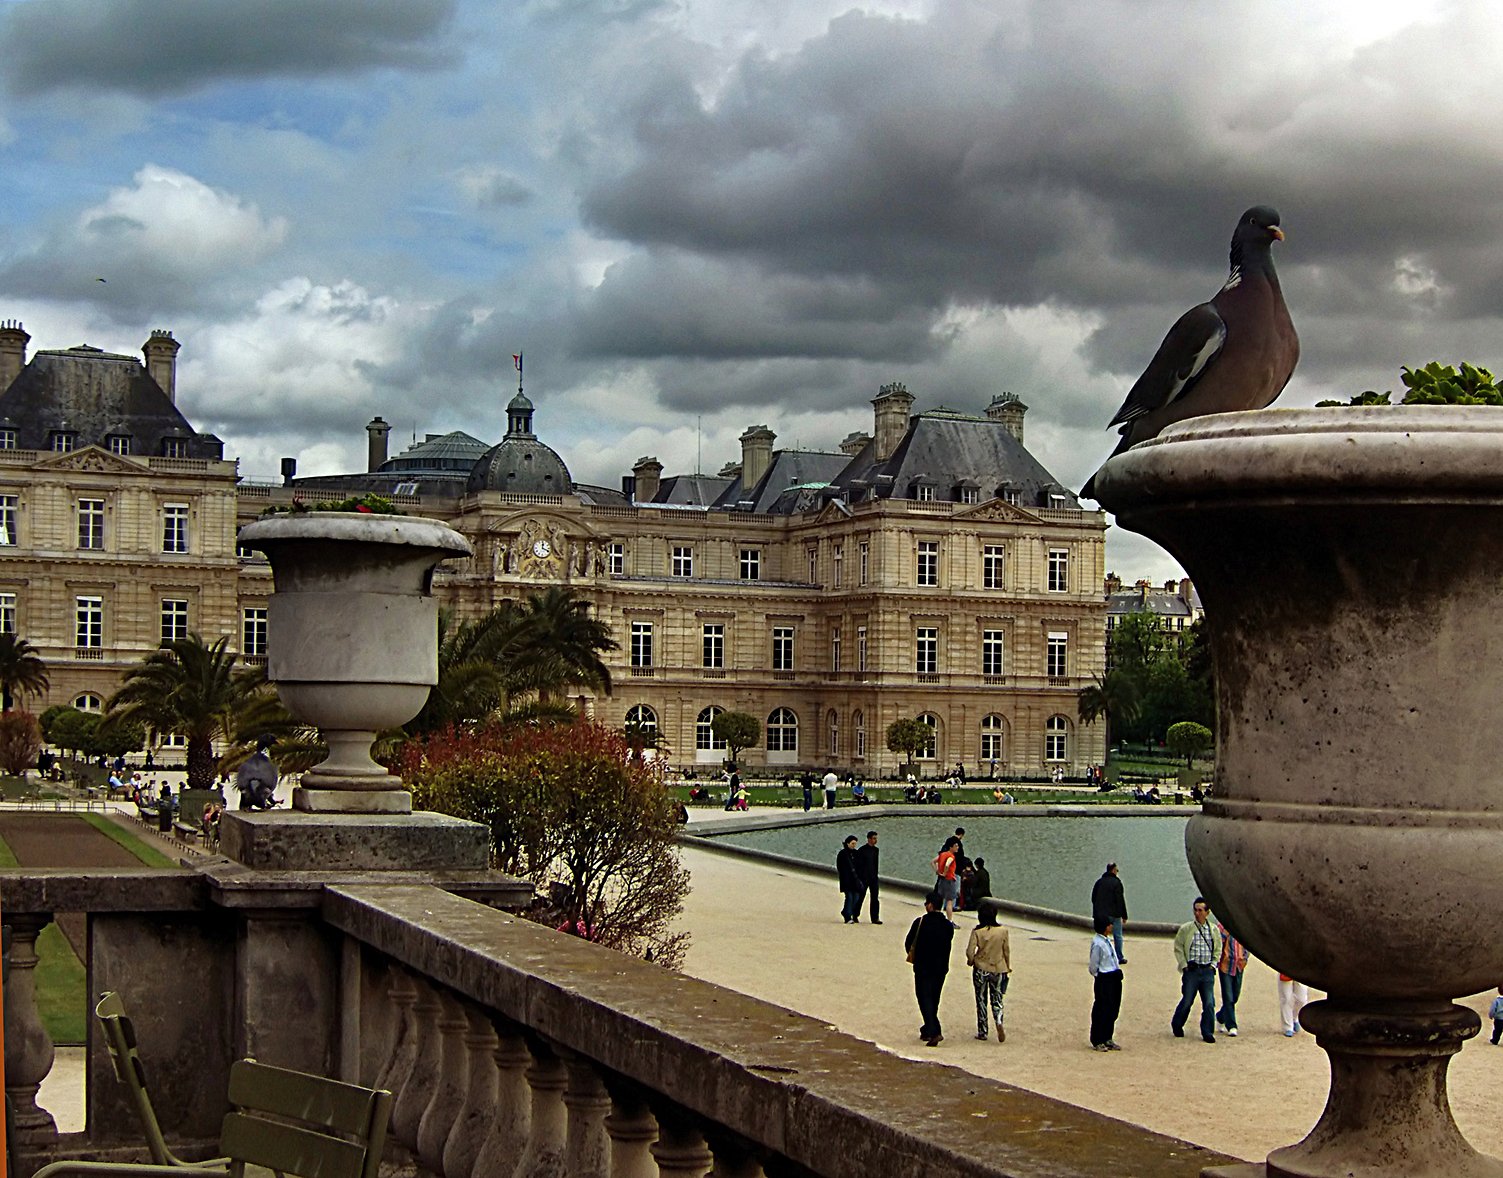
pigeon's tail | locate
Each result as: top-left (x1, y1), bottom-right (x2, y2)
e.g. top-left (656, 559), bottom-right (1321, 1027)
top-left (1081, 429), bottom-right (1135, 502)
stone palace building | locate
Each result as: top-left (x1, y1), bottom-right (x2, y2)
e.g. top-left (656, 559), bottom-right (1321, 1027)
top-left (0, 320), bottom-right (1107, 775)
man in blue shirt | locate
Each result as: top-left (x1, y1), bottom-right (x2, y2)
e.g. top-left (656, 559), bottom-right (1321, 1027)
top-left (1171, 897), bottom-right (1224, 1043)
top-left (1088, 917), bottom-right (1123, 1051)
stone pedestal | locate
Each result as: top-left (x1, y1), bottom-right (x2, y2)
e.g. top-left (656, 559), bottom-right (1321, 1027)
top-left (220, 810), bottom-right (490, 872)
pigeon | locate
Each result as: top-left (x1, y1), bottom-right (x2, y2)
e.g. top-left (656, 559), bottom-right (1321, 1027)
top-left (1081, 206), bottom-right (1299, 499)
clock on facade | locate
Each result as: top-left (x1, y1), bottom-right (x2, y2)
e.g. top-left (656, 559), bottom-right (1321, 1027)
top-left (532, 539), bottom-right (552, 559)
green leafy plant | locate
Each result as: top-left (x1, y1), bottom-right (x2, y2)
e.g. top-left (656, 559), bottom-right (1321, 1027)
top-left (709, 710), bottom-right (760, 766)
top-left (1165, 720), bottom-right (1213, 766)
top-left (885, 716), bottom-right (934, 767)
top-left (1317, 362), bottom-right (1503, 407)
top-left (260, 492), bottom-right (402, 517)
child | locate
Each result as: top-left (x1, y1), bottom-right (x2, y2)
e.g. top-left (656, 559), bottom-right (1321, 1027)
top-left (1490, 987), bottom-right (1503, 1045)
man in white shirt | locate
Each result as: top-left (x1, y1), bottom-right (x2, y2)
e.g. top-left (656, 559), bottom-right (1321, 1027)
top-left (822, 769), bottom-right (839, 810)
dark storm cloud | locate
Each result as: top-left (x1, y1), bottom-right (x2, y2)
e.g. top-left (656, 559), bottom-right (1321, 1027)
top-left (1, 0), bottom-right (457, 97)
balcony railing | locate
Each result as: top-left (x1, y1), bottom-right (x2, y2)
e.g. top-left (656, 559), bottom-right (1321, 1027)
top-left (0, 865), bottom-right (1229, 1178)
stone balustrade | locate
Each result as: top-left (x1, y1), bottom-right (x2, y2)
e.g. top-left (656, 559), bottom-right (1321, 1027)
top-left (2, 867), bottom-right (1233, 1178)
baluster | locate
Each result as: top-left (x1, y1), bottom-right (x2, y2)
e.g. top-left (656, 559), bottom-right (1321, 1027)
top-left (417, 991), bottom-right (471, 1173)
top-left (358, 952), bottom-right (399, 1088)
top-left (650, 1116), bottom-right (713, 1178)
top-left (709, 1148), bottom-right (767, 1178)
top-left (604, 1094), bottom-right (657, 1178)
top-left (4, 914), bottom-right (58, 1144)
top-left (375, 967), bottom-right (418, 1094)
top-left (560, 1051), bottom-right (611, 1178)
top-left (471, 1024), bottom-right (532, 1178)
top-left (392, 978), bottom-right (444, 1150)
top-left (442, 1004), bottom-right (499, 1178)
top-left (512, 1041), bottom-right (567, 1178)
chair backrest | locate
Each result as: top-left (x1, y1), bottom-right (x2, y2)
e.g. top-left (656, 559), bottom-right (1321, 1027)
top-left (220, 1060), bottom-right (392, 1178)
top-left (94, 991), bottom-right (180, 1167)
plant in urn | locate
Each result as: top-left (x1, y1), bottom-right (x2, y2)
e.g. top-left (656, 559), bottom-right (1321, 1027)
top-left (1096, 406), bottom-right (1503, 1178)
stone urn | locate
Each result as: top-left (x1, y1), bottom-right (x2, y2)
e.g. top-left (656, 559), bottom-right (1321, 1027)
top-left (236, 512), bottom-right (472, 814)
top-left (1095, 408), bottom-right (1503, 1178)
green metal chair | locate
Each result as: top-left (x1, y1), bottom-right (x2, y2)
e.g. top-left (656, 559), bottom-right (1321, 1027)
top-left (35, 1057), bottom-right (393, 1178)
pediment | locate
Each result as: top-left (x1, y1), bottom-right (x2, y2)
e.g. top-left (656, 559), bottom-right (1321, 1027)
top-left (34, 446), bottom-right (144, 475)
top-left (954, 497), bottom-right (1042, 524)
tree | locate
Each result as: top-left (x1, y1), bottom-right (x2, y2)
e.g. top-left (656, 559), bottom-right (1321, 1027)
top-left (498, 587), bottom-right (617, 704)
top-left (886, 717), bottom-right (932, 768)
top-left (0, 634), bottom-right (49, 711)
top-left (104, 634), bottom-right (266, 788)
top-left (1077, 670), bottom-right (1142, 751)
top-left (1166, 721), bottom-right (1213, 766)
top-left (0, 710), bottom-right (41, 775)
top-left (710, 711), bottom-right (760, 766)
top-left (404, 720), bottom-right (689, 966)
top-left (88, 716), bottom-right (147, 760)
top-left (48, 708), bottom-right (99, 760)
top-left (1109, 612), bottom-right (1164, 673)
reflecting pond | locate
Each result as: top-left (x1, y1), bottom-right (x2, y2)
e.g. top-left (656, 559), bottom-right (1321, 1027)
top-left (708, 814), bottom-right (1198, 924)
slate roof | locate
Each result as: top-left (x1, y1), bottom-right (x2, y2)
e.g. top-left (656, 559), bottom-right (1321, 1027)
top-left (382, 431), bottom-right (489, 473)
top-left (1106, 586), bottom-right (1202, 618)
top-left (712, 450), bottom-right (851, 514)
top-left (0, 346), bottom-right (221, 458)
top-left (466, 434), bottom-right (573, 495)
top-left (655, 473), bottom-right (734, 506)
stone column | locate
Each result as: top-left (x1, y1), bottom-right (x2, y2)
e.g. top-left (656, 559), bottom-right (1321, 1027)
top-left (604, 1095), bottom-right (658, 1178)
top-left (560, 1051), bottom-right (611, 1178)
top-left (3, 914), bottom-right (57, 1143)
top-left (513, 1043), bottom-right (567, 1178)
top-left (392, 979), bottom-right (444, 1149)
top-left (416, 990), bottom-right (471, 1173)
top-left (650, 1116), bottom-right (713, 1178)
top-left (470, 1025), bottom-right (532, 1178)
top-left (443, 1005), bottom-right (499, 1178)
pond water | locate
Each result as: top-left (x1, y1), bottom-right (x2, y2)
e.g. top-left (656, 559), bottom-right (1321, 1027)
top-left (709, 814), bottom-right (1198, 924)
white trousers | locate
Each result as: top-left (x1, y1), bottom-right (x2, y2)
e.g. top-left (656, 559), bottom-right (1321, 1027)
top-left (1278, 978), bottom-right (1310, 1034)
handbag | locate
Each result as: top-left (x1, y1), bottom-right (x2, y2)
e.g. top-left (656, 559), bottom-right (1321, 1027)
top-left (905, 917), bottom-right (920, 963)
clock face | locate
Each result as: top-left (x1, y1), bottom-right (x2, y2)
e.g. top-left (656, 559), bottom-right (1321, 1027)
top-left (532, 539), bottom-right (552, 559)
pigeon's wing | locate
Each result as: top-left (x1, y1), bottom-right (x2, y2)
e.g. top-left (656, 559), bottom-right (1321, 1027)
top-left (1107, 302), bottom-right (1227, 428)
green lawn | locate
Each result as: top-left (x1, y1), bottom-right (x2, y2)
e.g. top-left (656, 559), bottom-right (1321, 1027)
top-left (81, 813), bottom-right (179, 868)
top-left (0, 829), bottom-right (88, 1043)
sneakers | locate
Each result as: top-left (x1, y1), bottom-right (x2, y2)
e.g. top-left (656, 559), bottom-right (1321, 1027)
top-left (1093, 1043), bottom-right (1110, 1052)
top-left (1227, 1027), bottom-right (1239, 1037)
top-left (975, 1032), bottom-right (989, 1040)
top-left (1284, 1029), bottom-right (1296, 1037)
top-left (1105, 1041), bottom-right (1122, 1050)
top-left (1293, 1022), bottom-right (1302, 1034)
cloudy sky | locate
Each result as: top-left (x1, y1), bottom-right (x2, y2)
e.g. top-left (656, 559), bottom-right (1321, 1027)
top-left (0, 0), bottom-right (1495, 579)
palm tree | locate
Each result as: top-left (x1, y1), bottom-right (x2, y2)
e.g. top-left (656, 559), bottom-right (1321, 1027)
top-left (498, 587), bottom-right (617, 703)
top-left (1077, 669), bottom-right (1142, 756)
top-left (104, 634), bottom-right (266, 788)
top-left (0, 634), bottom-right (49, 711)
top-left (405, 609), bottom-right (511, 734)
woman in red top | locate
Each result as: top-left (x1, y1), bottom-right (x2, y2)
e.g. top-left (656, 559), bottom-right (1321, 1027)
top-left (933, 837), bottom-right (961, 917)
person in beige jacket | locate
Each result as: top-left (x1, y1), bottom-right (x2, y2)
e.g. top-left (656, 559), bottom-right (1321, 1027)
top-left (966, 905), bottom-right (1012, 1042)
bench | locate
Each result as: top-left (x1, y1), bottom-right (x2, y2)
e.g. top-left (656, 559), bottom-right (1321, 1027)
top-left (172, 819), bottom-right (200, 843)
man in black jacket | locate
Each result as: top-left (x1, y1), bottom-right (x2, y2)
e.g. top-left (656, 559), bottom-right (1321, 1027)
top-left (854, 830), bottom-right (882, 924)
top-left (1091, 863), bottom-right (1129, 963)
top-left (836, 835), bottom-right (864, 923)
top-left (905, 892), bottom-right (955, 1046)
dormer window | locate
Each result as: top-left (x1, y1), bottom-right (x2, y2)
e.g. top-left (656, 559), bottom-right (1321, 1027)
top-left (50, 431), bottom-right (76, 453)
top-left (0, 429), bottom-right (15, 450)
top-left (915, 484), bottom-right (935, 502)
top-left (162, 437), bottom-right (187, 458)
top-left (107, 435), bottom-right (131, 456)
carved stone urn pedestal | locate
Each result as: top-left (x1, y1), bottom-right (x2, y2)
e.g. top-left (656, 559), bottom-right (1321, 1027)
top-left (236, 512), bottom-right (472, 815)
top-left (1096, 408), bottom-right (1503, 1178)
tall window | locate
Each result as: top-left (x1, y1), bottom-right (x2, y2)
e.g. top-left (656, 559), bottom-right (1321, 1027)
top-left (75, 596), bottom-right (103, 648)
top-left (917, 541), bottom-right (938, 587)
top-left (242, 607), bottom-right (268, 657)
top-left (983, 545), bottom-right (1005, 589)
top-left (772, 626), bottom-right (795, 672)
top-left (981, 714), bottom-right (1005, 762)
top-left (831, 625), bottom-right (842, 671)
top-left (0, 592), bottom-right (14, 635)
top-left (608, 543), bottom-right (624, 575)
top-left (917, 713), bottom-right (938, 759)
top-left (915, 627), bottom-right (938, 675)
top-left (0, 495), bottom-right (16, 546)
top-left (702, 623), bottom-right (724, 669)
top-left (859, 542), bottom-right (869, 584)
top-left (857, 626), bottom-right (868, 672)
top-left (630, 621), bottom-right (654, 668)
top-left (832, 544), bottom-right (843, 586)
top-left (807, 548), bottom-right (817, 584)
top-left (1046, 715), bottom-right (1069, 762)
top-left (160, 598), bottom-right (189, 644)
top-left (625, 704), bottom-right (657, 741)
top-left (854, 710), bottom-right (866, 758)
top-left (982, 629), bottom-right (1005, 677)
top-left (739, 549), bottom-right (760, 580)
top-left (162, 504), bottom-right (189, 553)
top-left (1047, 547), bottom-right (1069, 592)
top-left (1047, 632), bottom-right (1068, 679)
top-left (696, 706), bottom-right (726, 751)
top-left (827, 709), bottom-right (839, 756)
top-left (767, 707), bottom-right (799, 753)
top-left (672, 546), bottom-right (693, 578)
top-left (78, 498), bottom-right (104, 550)
top-left (107, 435), bottom-right (131, 455)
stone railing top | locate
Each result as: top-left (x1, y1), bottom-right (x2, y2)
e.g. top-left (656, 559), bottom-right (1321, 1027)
top-left (0, 868), bottom-right (202, 914)
top-left (324, 883), bottom-right (1233, 1178)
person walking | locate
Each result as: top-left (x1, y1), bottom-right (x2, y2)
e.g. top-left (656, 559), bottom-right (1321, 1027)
top-left (836, 835), bottom-right (864, 923)
top-left (932, 837), bottom-right (962, 917)
top-left (1088, 917), bottom-right (1123, 1051)
top-left (1216, 919), bottom-right (1249, 1037)
top-left (1489, 987), bottom-right (1503, 1045)
top-left (822, 768), bottom-right (839, 810)
top-left (1172, 897), bottom-right (1224, 1043)
top-left (1278, 973), bottom-right (1310, 1036)
top-left (1091, 863), bottom-right (1129, 963)
top-left (966, 906), bottom-right (1011, 1042)
top-left (905, 892), bottom-right (954, 1046)
top-left (800, 770), bottom-right (814, 812)
top-left (854, 830), bottom-right (882, 924)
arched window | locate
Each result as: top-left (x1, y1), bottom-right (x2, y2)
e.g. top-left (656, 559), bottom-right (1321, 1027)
top-left (917, 712), bottom-right (939, 760)
top-left (853, 710), bottom-right (866, 759)
top-left (980, 714), bottom-right (1005, 763)
top-left (695, 706), bottom-right (726, 752)
top-left (1045, 715), bottom-right (1070, 763)
top-left (827, 709), bottom-right (839, 756)
top-left (767, 707), bottom-right (799, 753)
top-left (73, 693), bottom-right (103, 713)
top-left (625, 704), bottom-right (657, 737)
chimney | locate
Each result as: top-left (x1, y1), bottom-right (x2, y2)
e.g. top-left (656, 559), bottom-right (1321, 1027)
top-left (142, 329), bottom-right (181, 403)
top-left (872, 382), bottom-right (915, 461)
top-left (0, 320), bottom-right (29, 390)
top-left (280, 457), bottom-right (297, 486)
top-left (986, 392), bottom-right (1028, 445)
top-left (739, 425), bottom-right (775, 492)
top-left (632, 456), bottom-right (662, 504)
top-left (1104, 572), bottom-right (1122, 595)
top-left (1179, 577), bottom-right (1194, 604)
top-left (366, 416), bottom-right (391, 472)
top-left (839, 430), bottom-right (871, 457)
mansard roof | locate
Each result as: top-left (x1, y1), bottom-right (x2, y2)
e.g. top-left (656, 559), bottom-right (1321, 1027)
top-left (712, 449), bottom-right (851, 514)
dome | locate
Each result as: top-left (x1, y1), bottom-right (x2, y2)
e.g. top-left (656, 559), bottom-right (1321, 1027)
top-left (466, 435), bottom-right (573, 494)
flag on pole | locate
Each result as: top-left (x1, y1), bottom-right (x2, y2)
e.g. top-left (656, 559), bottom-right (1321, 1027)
top-left (512, 353), bottom-right (523, 373)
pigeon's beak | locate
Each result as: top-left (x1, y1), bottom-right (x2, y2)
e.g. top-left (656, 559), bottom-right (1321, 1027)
top-left (1270, 226), bottom-right (1285, 242)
